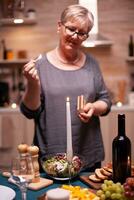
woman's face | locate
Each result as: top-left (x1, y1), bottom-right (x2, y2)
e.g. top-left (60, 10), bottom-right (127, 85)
top-left (58, 19), bottom-right (89, 51)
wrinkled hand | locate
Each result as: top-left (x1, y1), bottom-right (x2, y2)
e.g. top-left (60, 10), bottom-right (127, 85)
top-left (23, 60), bottom-right (40, 84)
top-left (78, 103), bottom-right (95, 123)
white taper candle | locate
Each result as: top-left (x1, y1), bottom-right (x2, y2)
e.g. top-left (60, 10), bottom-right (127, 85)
top-left (66, 97), bottom-right (73, 162)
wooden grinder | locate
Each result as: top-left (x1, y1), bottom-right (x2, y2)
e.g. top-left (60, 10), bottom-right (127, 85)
top-left (27, 145), bottom-right (40, 183)
top-left (17, 144), bottom-right (53, 190)
top-left (17, 143), bottom-right (29, 174)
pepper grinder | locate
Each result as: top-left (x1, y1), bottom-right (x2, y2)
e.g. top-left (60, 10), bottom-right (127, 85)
top-left (17, 143), bottom-right (28, 174)
top-left (27, 145), bottom-right (40, 183)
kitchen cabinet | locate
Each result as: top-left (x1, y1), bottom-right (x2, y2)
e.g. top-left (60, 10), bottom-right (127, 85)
top-left (0, 108), bottom-right (34, 169)
top-left (101, 105), bottom-right (134, 165)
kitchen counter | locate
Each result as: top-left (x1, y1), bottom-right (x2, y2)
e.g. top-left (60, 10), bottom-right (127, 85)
top-left (0, 106), bottom-right (20, 113)
top-left (111, 104), bottom-right (134, 111)
top-left (0, 104), bottom-right (134, 113)
top-left (0, 59), bottom-right (28, 68)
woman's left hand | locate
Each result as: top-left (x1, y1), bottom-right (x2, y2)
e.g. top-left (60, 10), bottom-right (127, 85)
top-left (78, 103), bottom-right (95, 123)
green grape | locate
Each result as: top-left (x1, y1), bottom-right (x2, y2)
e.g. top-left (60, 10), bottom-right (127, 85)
top-left (100, 193), bottom-right (106, 200)
top-left (108, 185), bottom-right (114, 192)
top-left (115, 186), bottom-right (122, 194)
top-left (115, 193), bottom-right (122, 199)
top-left (105, 190), bottom-right (111, 198)
top-left (96, 190), bottom-right (104, 197)
top-left (111, 193), bottom-right (117, 199)
top-left (96, 180), bottom-right (125, 200)
top-left (116, 182), bottom-right (122, 187)
top-left (107, 180), bottom-right (114, 185)
top-left (111, 183), bottom-right (117, 192)
top-left (101, 183), bottom-right (108, 192)
top-left (104, 179), bottom-right (109, 185)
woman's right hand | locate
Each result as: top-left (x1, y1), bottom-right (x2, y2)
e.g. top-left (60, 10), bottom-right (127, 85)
top-left (23, 60), bottom-right (40, 85)
top-left (22, 60), bottom-right (41, 109)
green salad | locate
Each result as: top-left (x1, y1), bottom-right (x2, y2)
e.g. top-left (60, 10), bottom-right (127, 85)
top-left (42, 154), bottom-right (82, 178)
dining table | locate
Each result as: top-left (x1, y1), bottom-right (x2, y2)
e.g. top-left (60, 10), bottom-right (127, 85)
top-left (0, 172), bottom-right (92, 200)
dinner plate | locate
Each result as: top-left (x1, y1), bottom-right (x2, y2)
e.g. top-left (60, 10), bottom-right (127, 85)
top-left (0, 185), bottom-right (16, 200)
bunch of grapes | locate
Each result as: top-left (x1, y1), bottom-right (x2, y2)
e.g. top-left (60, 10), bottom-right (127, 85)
top-left (96, 180), bottom-right (126, 200)
top-left (123, 177), bottom-right (134, 200)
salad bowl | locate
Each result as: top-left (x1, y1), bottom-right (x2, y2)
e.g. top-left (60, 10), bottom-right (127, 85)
top-left (40, 153), bottom-right (83, 180)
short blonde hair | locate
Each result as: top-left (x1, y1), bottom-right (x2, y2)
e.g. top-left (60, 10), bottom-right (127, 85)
top-left (60, 4), bottom-right (94, 32)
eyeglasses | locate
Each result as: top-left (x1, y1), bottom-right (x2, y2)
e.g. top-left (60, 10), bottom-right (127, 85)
top-left (62, 23), bottom-right (89, 40)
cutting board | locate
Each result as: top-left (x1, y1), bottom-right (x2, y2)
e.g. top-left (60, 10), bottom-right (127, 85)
top-left (28, 177), bottom-right (53, 190)
top-left (8, 177), bottom-right (53, 191)
top-left (80, 175), bottom-right (103, 190)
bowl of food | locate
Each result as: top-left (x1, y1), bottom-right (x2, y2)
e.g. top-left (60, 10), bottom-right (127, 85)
top-left (40, 153), bottom-right (83, 180)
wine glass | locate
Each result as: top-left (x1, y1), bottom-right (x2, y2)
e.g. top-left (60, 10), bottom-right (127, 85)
top-left (10, 154), bottom-right (34, 200)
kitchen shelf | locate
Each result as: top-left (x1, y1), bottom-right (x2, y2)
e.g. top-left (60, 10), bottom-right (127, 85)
top-left (0, 18), bottom-right (37, 26)
top-left (0, 59), bottom-right (28, 68)
top-left (126, 56), bottom-right (134, 62)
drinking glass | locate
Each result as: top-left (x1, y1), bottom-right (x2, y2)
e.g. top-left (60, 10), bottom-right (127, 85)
top-left (11, 155), bottom-right (34, 200)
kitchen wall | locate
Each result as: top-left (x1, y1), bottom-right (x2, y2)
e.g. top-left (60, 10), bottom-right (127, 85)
top-left (0, 0), bottom-right (134, 104)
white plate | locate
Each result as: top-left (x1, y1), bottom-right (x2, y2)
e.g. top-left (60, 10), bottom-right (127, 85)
top-left (0, 185), bottom-right (16, 200)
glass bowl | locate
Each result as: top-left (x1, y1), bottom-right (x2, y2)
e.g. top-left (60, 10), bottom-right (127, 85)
top-left (40, 153), bottom-right (83, 180)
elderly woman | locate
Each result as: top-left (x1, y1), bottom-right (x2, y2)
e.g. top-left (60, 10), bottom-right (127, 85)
top-left (20, 4), bottom-right (111, 171)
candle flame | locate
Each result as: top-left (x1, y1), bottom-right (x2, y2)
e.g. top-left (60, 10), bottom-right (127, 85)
top-left (66, 97), bottom-right (70, 102)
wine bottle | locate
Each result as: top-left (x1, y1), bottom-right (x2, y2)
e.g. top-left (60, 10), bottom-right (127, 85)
top-left (128, 35), bottom-right (134, 57)
top-left (112, 114), bottom-right (131, 184)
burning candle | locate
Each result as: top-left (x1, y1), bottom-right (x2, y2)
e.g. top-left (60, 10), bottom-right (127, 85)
top-left (66, 97), bottom-right (73, 162)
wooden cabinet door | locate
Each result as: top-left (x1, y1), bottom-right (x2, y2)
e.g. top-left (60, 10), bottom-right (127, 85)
top-left (0, 111), bottom-right (34, 169)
